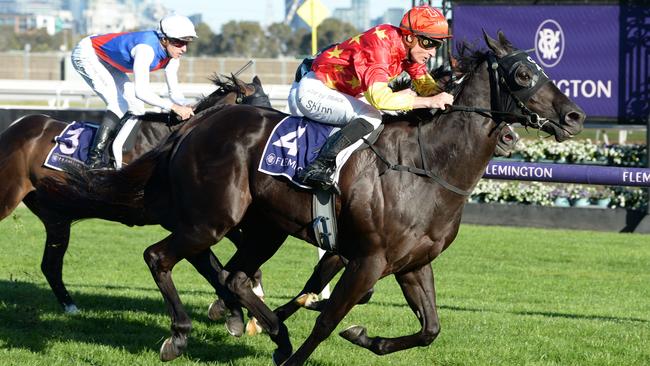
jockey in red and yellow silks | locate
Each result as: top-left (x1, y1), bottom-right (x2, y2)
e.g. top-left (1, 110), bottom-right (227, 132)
top-left (287, 5), bottom-right (455, 191)
top-left (311, 24), bottom-right (441, 111)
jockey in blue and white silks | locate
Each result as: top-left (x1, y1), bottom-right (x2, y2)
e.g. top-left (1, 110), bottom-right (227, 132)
top-left (71, 14), bottom-right (197, 169)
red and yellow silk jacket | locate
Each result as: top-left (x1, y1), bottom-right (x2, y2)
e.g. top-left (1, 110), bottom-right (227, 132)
top-left (311, 24), bottom-right (440, 111)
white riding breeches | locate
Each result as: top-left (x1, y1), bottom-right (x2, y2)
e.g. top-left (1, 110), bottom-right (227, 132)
top-left (71, 37), bottom-right (144, 118)
top-left (287, 72), bottom-right (382, 129)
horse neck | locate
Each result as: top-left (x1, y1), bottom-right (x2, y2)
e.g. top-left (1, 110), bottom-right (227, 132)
top-left (419, 62), bottom-right (499, 190)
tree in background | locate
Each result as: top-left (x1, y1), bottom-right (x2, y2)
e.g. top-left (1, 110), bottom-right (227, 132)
top-left (295, 18), bottom-right (359, 57)
top-left (186, 22), bottom-right (217, 56)
top-left (315, 18), bottom-right (359, 52)
top-left (264, 22), bottom-right (293, 58)
top-left (214, 21), bottom-right (266, 57)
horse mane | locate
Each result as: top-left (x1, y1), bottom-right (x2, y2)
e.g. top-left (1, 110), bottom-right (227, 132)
top-left (209, 73), bottom-right (241, 91)
top-left (454, 41), bottom-right (489, 79)
top-left (193, 74), bottom-right (243, 114)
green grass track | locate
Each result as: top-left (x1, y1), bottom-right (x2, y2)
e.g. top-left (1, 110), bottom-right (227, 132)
top-left (1, 207), bottom-right (649, 365)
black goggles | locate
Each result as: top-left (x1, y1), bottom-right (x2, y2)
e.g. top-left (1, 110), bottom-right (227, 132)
top-left (417, 36), bottom-right (443, 50)
top-left (168, 38), bottom-right (189, 48)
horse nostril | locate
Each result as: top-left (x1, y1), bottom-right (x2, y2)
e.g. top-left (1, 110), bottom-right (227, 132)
top-left (566, 111), bottom-right (585, 124)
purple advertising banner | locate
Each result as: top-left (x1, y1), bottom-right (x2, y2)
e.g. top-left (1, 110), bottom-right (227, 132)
top-left (484, 161), bottom-right (650, 187)
top-left (452, 5), bottom-right (620, 119)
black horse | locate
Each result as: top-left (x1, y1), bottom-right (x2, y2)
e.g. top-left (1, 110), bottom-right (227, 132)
top-left (63, 32), bottom-right (585, 364)
top-left (0, 74), bottom-right (270, 313)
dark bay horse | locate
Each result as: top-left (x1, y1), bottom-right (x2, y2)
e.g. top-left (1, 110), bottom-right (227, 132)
top-left (0, 74), bottom-right (270, 313)
top-left (65, 32), bottom-right (585, 364)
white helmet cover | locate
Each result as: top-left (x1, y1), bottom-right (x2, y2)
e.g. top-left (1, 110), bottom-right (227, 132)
top-left (159, 15), bottom-right (198, 41)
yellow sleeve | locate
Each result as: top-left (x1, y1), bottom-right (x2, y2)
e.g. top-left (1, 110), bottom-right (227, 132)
top-left (364, 82), bottom-right (416, 111)
top-left (412, 73), bottom-right (442, 97)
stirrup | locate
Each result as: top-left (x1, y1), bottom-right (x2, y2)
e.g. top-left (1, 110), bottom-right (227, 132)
top-left (86, 157), bottom-right (114, 170)
top-left (298, 165), bottom-right (334, 184)
top-left (302, 171), bottom-right (340, 194)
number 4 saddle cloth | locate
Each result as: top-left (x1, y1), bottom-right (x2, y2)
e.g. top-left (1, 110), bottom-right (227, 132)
top-left (258, 116), bottom-right (339, 189)
top-left (44, 121), bottom-right (98, 171)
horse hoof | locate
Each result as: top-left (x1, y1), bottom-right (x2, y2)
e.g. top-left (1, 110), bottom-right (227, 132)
top-left (159, 337), bottom-right (182, 362)
top-left (339, 325), bottom-right (368, 345)
top-left (64, 304), bottom-right (80, 314)
top-left (208, 299), bottom-right (227, 321)
top-left (246, 317), bottom-right (263, 336)
top-left (295, 293), bottom-right (318, 308)
top-left (225, 314), bottom-right (244, 337)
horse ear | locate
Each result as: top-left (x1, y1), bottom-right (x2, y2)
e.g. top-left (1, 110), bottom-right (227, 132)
top-left (253, 75), bottom-right (261, 86)
top-left (483, 29), bottom-right (507, 58)
top-left (497, 31), bottom-right (514, 53)
top-left (231, 73), bottom-right (247, 90)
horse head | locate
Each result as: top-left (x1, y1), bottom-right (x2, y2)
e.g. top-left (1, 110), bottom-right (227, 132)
top-left (193, 74), bottom-right (272, 114)
top-left (482, 30), bottom-right (585, 141)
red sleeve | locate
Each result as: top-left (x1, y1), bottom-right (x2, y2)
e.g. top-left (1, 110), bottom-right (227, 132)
top-left (354, 28), bottom-right (394, 90)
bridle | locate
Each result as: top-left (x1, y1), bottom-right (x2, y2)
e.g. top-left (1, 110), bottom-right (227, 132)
top-left (445, 50), bottom-right (553, 130)
top-left (234, 85), bottom-right (272, 108)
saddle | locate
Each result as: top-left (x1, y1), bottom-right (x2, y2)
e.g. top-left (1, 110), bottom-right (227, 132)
top-left (45, 112), bottom-right (173, 172)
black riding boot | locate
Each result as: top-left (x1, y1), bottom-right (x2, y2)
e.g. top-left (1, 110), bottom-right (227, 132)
top-left (86, 111), bottom-right (121, 169)
top-left (297, 118), bottom-right (375, 190)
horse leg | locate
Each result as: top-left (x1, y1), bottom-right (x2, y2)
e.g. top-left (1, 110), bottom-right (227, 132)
top-left (143, 233), bottom-right (197, 362)
top-left (224, 227), bottom-right (292, 362)
top-left (274, 251), bottom-right (346, 321)
top-left (339, 264), bottom-right (440, 355)
top-left (18, 195), bottom-right (77, 313)
top-left (281, 257), bottom-right (383, 366)
top-left (41, 219), bottom-right (77, 313)
top-left (275, 252), bottom-right (375, 320)
top-left (227, 228), bottom-right (265, 299)
top-left (199, 229), bottom-right (246, 324)
top-left (186, 249), bottom-right (247, 337)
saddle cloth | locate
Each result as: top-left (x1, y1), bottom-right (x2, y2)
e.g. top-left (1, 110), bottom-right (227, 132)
top-left (258, 116), bottom-right (338, 189)
top-left (44, 121), bottom-right (98, 171)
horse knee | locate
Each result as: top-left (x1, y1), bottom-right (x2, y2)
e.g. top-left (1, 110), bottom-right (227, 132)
top-left (226, 271), bottom-right (251, 295)
top-left (420, 323), bottom-right (440, 346)
top-left (143, 246), bottom-right (164, 272)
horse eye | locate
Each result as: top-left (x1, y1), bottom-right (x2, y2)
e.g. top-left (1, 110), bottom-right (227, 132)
top-left (515, 67), bottom-right (532, 87)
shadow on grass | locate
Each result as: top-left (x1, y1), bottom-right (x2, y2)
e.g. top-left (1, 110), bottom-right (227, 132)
top-left (0, 279), bottom-right (266, 363)
top-left (439, 304), bottom-right (650, 324)
top-left (364, 300), bottom-right (649, 324)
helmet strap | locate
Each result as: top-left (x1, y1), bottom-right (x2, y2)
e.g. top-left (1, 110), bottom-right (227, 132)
top-left (159, 19), bottom-right (167, 38)
top-left (403, 36), bottom-right (415, 63)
